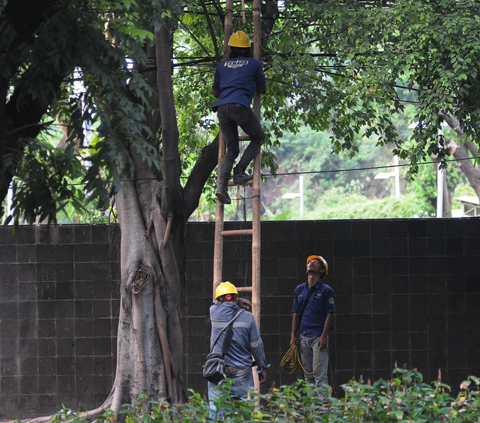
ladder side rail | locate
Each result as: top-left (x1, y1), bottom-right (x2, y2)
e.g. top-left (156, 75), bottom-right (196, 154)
top-left (223, 0), bottom-right (234, 58)
top-left (251, 0), bottom-right (262, 330)
top-left (213, 0), bottom-right (235, 298)
top-left (252, 0), bottom-right (262, 394)
top-left (213, 132), bottom-right (226, 294)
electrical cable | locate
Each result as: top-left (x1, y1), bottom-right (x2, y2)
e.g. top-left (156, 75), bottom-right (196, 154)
top-left (26, 151), bottom-right (479, 187)
top-left (261, 156), bottom-right (480, 178)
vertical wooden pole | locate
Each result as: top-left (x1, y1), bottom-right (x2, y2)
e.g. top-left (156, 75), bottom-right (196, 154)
top-left (213, 133), bottom-right (226, 296)
top-left (223, 0), bottom-right (234, 59)
top-left (252, 0), bottom-right (262, 332)
top-left (252, 0), bottom-right (262, 393)
top-left (213, 0), bottom-right (234, 298)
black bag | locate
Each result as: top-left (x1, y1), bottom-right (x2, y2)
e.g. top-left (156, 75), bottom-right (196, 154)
top-left (203, 310), bottom-right (244, 384)
top-left (203, 352), bottom-right (226, 384)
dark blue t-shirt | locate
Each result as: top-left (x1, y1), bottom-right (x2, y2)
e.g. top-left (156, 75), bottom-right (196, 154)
top-left (292, 280), bottom-right (335, 337)
top-left (212, 57), bottom-right (266, 110)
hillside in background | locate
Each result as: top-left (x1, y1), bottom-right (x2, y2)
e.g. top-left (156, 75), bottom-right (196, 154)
top-left (190, 122), bottom-right (475, 222)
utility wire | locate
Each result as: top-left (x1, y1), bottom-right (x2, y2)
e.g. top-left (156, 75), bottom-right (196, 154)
top-left (30, 154), bottom-right (479, 192)
top-left (123, 155), bottom-right (480, 182)
top-left (262, 155), bottom-right (480, 177)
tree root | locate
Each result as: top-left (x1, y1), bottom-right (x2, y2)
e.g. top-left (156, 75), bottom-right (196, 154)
top-left (154, 284), bottom-right (174, 402)
top-left (14, 398), bottom-right (113, 423)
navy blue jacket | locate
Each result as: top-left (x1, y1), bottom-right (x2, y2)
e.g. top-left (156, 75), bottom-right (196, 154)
top-left (292, 280), bottom-right (335, 337)
top-left (212, 57), bottom-right (266, 110)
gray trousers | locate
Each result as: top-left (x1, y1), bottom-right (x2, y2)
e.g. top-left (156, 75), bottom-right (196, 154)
top-left (299, 334), bottom-right (329, 398)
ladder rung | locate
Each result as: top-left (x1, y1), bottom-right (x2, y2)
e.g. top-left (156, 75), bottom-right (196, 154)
top-left (221, 229), bottom-right (253, 237)
top-left (239, 135), bottom-right (251, 141)
top-left (228, 180), bottom-right (254, 187)
top-left (236, 286), bottom-right (253, 293)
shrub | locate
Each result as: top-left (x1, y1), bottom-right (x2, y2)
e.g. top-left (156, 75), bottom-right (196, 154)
top-left (43, 367), bottom-right (480, 422)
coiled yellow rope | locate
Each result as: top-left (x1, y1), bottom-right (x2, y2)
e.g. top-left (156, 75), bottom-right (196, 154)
top-left (280, 343), bottom-right (321, 375)
top-left (280, 343), bottom-right (337, 397)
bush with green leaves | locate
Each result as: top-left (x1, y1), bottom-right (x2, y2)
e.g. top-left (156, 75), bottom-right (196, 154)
top-left (41, 368), bottom-right (480, 422)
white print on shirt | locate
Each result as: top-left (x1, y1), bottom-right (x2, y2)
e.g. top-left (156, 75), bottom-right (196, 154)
top-left (224, 60), bottom-right (249, 69)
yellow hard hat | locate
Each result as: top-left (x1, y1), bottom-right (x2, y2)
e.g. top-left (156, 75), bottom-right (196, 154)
top-left (306, 255), bottom-right (329, 275)
top-left (228, 31), bottom-right (250, 48)
top-left (215, 281), bottom-right (239, 299)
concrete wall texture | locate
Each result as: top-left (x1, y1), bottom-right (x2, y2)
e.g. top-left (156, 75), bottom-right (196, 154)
top-left (1, 219), bottom-right (480, 419)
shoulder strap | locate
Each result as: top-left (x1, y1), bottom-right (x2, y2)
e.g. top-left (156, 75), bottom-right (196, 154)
top-left (298, 285), bottom-right (316, 323)
top-left (210, 309), bottom-right (245, 353)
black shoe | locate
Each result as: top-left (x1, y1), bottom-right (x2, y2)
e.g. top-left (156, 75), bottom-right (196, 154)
top-left (233, 168), bottom-right (253, 184)
top-left (216, 190), bottom-right (231, 204)
top-left (216, 179), bottom-right (231, 204)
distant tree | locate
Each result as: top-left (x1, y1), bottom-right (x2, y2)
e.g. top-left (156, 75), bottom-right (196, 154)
top-left (305, 0), bottom-right (480, 197)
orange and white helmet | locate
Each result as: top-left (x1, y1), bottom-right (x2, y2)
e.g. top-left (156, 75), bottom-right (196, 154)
top-left (306, 255), bottom-right (328, 274)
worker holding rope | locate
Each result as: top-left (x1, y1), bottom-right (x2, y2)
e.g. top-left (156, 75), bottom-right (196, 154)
top-left (290, 255), bottom-right (335, 399)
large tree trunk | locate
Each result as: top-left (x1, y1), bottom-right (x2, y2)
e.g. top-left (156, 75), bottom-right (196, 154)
top-left (20, 5), bottom-right (223, 420)
top-left (110, 177), bottom-right (184, 414)
top-left (105, 22), bottom-right (187, 414)
top-left (25, 176), bottom-right (187, 423)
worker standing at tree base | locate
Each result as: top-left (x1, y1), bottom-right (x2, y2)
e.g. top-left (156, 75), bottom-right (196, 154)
top-left (212, 30), bottom-right (267, 205)
top-left (290, 255), bottom-right (335, 399)
top-left (208, 281), bottom-right (269, 412)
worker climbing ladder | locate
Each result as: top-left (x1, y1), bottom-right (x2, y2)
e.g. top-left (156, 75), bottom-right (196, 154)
top-left (212, 0), bottom-right (263, 391)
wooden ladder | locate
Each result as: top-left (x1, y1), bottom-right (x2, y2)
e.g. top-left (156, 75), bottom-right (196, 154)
top-left (212, 0), bottom-right (263, 391)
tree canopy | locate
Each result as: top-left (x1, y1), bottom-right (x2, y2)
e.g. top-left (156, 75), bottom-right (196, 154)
top-left (0, 0), bottom-right (166, 224)
top-left (3, 0), bottom-right (480, 224)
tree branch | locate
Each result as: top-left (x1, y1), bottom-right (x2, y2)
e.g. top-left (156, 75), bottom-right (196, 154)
top-left (439, 110), bottom-right (464, 137)
top-left (155, 23), bottom-right (182, 217)
top-left (445, 138), bottom-right (480, 199)
top-left (183, 134), bottom-right (219, 217)
top-left (465, 141), bottom-right (479, 158)
top-left (200, 0), bottom-right (221, 60)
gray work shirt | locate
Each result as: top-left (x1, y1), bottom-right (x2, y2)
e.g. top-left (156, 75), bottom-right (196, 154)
top-left (209, 301), bottom-right (268, 370)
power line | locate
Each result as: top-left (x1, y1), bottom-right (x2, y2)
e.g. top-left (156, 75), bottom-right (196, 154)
top-left (65, 155), bottom-right (480, 185)
top-left (261, 156), bottom-right (480, 178)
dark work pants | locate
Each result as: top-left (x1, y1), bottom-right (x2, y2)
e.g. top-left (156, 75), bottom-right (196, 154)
top-left (217, 103), bottom-right (265, 180)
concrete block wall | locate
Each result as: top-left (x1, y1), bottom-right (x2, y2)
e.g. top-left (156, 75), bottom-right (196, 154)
top-left (0, 225), bottom-right (120, 418)
top-left (184, 219), bottom-right (480, 397)
top-left (1, 219), bottom-right (480, 419)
